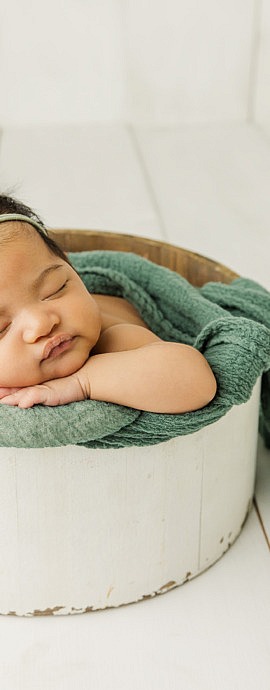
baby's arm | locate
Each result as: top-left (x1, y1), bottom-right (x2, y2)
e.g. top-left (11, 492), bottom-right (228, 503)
top-left (80, 341), bottom-right (217, 413)
top-left (0, 335), bottom-right (217, 412)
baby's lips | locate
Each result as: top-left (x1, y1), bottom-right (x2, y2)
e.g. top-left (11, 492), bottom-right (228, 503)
top-left (42, 333), bottom-right (73, 360)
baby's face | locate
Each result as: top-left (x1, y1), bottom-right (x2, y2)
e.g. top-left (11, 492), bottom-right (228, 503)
top-left (0, 227), bottom-right (101, 387)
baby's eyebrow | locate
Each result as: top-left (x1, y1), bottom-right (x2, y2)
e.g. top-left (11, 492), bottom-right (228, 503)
top-left (32, 263), bottom-right (64, 290)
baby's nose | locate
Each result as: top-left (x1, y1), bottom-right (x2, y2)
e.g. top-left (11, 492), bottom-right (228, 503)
top-left (22, 308), bottom-right (60, 343)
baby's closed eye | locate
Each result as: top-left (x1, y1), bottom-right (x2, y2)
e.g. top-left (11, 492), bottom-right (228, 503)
top-left (42, 279), bottom-right (69, 300)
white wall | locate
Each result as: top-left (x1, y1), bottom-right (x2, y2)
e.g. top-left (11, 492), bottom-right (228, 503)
top-left (253, 0), bottom-right (270, 126)
top-left (0, 0), bottom-right (126, 125)
top-left (0, 0), bottom-right (266, 126)
top-left (122, 0), bottom-right (255, 124)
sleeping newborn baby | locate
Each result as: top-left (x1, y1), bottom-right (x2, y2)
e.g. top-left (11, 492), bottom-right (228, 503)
top-left (0, 195), bottom-right (217, 412)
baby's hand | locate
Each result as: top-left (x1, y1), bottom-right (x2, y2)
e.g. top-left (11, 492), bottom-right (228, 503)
top-left (0, 371), bottom-right (89, 409)
top-left (0, 387), bottom-right (22, 398)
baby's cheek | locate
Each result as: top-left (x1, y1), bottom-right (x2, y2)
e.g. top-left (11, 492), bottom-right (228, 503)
top-left (0, 353), bottom-right (43, 388)
top-left (9, 368), bottom-right (44, 388)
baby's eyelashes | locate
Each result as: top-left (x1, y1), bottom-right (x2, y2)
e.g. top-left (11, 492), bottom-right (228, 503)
top-left (42, 279), bottom-right (69, 301)
top-left (0, 323), bottom-right (10, 336)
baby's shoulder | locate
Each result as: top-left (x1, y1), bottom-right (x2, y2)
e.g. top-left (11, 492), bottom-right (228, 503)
top-left (91, 323), bottom-right (163, 355)
top-left (93, 293), bottom-right (149, 331)
top-left (91, 294), bottom-right (163, 354)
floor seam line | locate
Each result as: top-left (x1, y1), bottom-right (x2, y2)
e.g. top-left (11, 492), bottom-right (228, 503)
top-left (126, 124), bottom-right (168, 241)
top-left (253, 496), bottom-right (270, 551)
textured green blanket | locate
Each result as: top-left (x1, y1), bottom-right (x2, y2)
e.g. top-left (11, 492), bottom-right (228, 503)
top-left (0, 249), bottom-right (269, 450)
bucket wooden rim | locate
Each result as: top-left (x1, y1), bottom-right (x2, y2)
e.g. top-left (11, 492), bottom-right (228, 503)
top-left (48, 228), bottom-right (239, 287)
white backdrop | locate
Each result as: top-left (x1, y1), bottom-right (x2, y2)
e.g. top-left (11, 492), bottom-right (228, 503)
top-left (0, 0), bottom-right (268, 126)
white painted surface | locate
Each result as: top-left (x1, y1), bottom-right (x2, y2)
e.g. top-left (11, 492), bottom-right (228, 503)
top-left (198, 378), bottom-right (261, 570)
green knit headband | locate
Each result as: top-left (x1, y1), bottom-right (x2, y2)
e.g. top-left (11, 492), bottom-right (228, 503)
top-left (0, 213), bottom-right (48, 235)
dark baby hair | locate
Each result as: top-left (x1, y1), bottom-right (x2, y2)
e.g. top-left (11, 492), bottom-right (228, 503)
top-left (0, 191), bottom-right (70, 264)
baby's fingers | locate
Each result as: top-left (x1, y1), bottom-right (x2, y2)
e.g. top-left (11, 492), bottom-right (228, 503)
top-left (0, 387), bottom-right (47, 408)
top-left (0, 387), bottom-right (22, 399)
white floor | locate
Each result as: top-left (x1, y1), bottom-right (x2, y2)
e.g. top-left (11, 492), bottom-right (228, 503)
top-left (0, 121), bottom-right (269, 689)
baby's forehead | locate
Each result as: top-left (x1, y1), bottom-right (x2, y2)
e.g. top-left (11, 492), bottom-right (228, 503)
top-left (0, 221), bottom-right (39, 244)
top-left (0, 221), bottom-right (72, 276)
top-left (0, 224), bottom-right (58, 273)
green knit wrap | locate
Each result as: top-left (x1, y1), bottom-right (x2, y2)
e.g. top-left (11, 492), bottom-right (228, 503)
top-left (0, 249), bottom-right (269, 450)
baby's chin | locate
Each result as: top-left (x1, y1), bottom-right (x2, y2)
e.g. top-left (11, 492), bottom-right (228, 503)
top-left (39, 351), bottom-right (90, 384)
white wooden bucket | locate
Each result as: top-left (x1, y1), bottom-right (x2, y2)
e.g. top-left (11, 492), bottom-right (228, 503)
top-left (0, 377), bottom-right (261, 617)
top-left (0, 231), bottom-right (261, 616)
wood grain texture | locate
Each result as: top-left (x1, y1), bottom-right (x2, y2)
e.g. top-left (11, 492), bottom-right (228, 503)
top-left (48, 228), bottom-right (239, 287)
